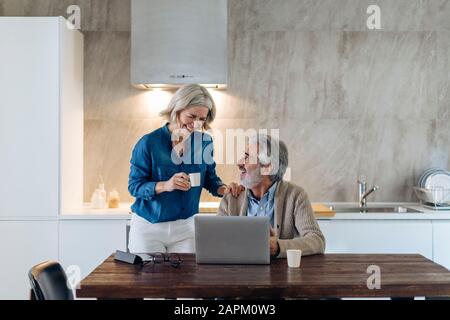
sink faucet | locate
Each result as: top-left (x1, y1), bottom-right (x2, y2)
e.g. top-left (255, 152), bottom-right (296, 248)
top-left (358, 177), bottom-right (379, 208)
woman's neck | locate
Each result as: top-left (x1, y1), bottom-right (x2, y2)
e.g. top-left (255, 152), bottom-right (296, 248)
top-left (168, 122), bottom-right (177, 133)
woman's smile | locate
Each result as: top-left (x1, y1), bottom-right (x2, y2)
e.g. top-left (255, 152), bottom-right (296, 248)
top-left (183, 122), bottom-right (195, 132)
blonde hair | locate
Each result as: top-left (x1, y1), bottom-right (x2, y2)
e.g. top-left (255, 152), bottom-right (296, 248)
top-left (160, 84), bottom-right (216, 130)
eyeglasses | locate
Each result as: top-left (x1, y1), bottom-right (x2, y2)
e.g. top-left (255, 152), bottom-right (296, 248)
top-left (140, 252), bottom-right (181, 268)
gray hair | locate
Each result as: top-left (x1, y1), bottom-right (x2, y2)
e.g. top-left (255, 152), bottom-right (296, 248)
top-left (160, 84), bottom-right (216, 130)
top-left (249, 134), bottom-right (289, 182)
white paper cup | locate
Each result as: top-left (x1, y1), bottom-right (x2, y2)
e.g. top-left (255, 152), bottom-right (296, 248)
top-left (189, 173), bottom-right (201, 187)
top-left (286, 249), bottom-right (302, 268)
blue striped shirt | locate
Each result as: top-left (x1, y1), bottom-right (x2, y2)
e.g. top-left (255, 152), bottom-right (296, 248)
top-left (247, 181), bottom-right (278, 227)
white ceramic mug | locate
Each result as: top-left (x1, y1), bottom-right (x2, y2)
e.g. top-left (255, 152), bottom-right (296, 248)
top-left (189, 172), bottom-right (201, 187)
top-left (286, 249), bottom-right (302, 268)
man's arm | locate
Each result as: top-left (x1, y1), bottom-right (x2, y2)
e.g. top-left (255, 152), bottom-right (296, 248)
top-left (277, 191), bottom-right (326, 258)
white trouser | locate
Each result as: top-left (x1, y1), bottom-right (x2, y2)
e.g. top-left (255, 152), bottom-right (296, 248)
top-left (128, 213), bottom-right (195, 254)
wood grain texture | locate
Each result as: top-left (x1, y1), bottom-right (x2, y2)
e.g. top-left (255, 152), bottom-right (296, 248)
top-left (77, 253), bottom-right (450, 299)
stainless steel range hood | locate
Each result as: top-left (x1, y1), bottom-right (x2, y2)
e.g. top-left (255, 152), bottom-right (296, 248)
top-left (131, 0), bottom-right (228, 89)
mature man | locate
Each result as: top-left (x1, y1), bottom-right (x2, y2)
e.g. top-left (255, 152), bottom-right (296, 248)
top-left (218, 134), bottom-right (325, 258)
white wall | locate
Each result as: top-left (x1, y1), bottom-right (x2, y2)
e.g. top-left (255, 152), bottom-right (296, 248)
top-left (59, 17), bottom-right (84, 212)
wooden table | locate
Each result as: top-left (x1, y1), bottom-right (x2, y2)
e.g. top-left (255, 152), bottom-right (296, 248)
top-left (76, 254), bottom-right (450, 299)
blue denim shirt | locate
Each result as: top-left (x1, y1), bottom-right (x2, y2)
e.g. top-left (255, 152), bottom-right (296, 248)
top-left (128, 123), bottom-right (224, 223)
top-left (247, 181), bottom-right (278, 227)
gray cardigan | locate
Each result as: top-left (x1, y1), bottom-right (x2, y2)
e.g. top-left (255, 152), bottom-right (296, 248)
top-left (217, 180), bottom-right (326, 258)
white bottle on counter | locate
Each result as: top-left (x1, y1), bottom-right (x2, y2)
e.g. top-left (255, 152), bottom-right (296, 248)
top-left (91, 184), bottom-right (107, 209)
top-left (99, 183), bottom-right (106, 202)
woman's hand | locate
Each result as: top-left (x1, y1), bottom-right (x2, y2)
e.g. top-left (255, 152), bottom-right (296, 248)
top-left (218, 182), bottom-right (245, 197)
top-left (159, 172), bottom-right (191, 193)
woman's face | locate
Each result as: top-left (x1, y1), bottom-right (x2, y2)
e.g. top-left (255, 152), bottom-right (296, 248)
top-left (177, 105), bottom-right (209, 132)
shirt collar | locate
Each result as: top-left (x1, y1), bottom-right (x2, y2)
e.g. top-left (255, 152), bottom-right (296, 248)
top-left (267, 180), bottom-right (278, 201)
top-left (248, 181), bottom-right (278, 202)
top-left (162, 122), bottom-right (171, 141)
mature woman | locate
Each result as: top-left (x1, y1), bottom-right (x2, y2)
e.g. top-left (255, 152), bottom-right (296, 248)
top-left (128, 84), bottom-right (241, 254)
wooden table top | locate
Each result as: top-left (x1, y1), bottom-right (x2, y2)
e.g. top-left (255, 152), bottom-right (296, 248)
top-left (76, 254), bottom-right (450, 299)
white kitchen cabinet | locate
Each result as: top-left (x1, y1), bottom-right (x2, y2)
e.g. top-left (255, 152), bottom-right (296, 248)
top-left (59, 220), bottom-right (128, 289)
top-left (318, 220), bottom-right (433, 259)
top-left (0, 220), bottom-right (58, 300)
top-left (432, 221), bottom-right (450, 270)
top-left (0, 17), bottom-right (83, 218)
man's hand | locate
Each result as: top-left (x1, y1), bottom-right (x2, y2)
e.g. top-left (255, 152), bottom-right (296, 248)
top-left (269, 227), bottom-right (279, 256)
top-left (218, 182), bottom-right (245, 197)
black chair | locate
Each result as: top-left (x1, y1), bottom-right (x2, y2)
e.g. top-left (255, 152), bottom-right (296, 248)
top-left (28, 261), bottom-right (74, 300)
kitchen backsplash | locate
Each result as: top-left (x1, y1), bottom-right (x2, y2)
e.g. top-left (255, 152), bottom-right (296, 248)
top-left (1, 0), bottom-right (449, 203)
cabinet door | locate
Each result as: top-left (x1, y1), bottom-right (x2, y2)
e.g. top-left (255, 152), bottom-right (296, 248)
top-left (0, 220), bottom-right (58, 299)
top-left (59, 220), bottom-right (128, 286)
top-left (432, 221), bottom-right (450, 270)
top-left (318, 220), bottom-right (432, 259)
top-left (0, 18), bottom-right (60, 217)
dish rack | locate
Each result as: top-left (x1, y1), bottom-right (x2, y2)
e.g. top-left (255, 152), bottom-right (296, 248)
top-left (413, 187), bottom-right (450, 210)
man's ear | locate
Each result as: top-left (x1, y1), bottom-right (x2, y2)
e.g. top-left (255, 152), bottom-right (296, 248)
top-left (259, 163), bottom-right (272, 176)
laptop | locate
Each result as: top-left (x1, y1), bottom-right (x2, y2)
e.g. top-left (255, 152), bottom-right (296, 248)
top-left (194, 215), bottom-right (270, 265)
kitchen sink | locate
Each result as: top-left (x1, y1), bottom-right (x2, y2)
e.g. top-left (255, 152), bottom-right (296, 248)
top-left (328, 206), bottom-right (422, 213)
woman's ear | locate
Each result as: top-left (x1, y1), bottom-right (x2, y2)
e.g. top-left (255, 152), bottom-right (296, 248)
top-left (204, 114), bottom-right (212, 130)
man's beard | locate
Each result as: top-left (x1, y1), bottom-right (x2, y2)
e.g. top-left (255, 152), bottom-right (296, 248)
top-left (240, 167), bottom-right (264, 189)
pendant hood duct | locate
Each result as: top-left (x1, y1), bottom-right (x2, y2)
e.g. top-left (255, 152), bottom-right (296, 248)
top-left (131, 0), bottom-right (228, 89)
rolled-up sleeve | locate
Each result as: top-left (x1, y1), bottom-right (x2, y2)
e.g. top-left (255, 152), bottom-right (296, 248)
top-left (128, 137), bottom-right (157, 201)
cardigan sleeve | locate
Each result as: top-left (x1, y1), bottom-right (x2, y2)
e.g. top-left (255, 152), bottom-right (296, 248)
top-left (277, 190), bottom-right (326, 258)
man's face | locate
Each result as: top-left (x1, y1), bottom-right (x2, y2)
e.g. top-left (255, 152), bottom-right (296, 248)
top-left (237, 143), bottom-right (263, 188)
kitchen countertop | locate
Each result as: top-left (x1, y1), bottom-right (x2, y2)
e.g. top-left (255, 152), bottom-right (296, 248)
top-left (59, 202), bottom-right (217, 220)
top-left (60, 202), bottom-right (132, 220)
top-left (59, 202), bottom-right (450, 220)
top-left (316, 202), bottom-right (450, 220)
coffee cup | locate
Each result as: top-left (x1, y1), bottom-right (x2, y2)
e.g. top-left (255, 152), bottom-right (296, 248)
top-left (286, 249), bottom-right (302, 268)
top-left (189, 173), bottom-right (201, 187)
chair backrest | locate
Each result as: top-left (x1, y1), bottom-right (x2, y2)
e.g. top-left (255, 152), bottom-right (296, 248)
top-left (28, 261), bottom-right (74, 300)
